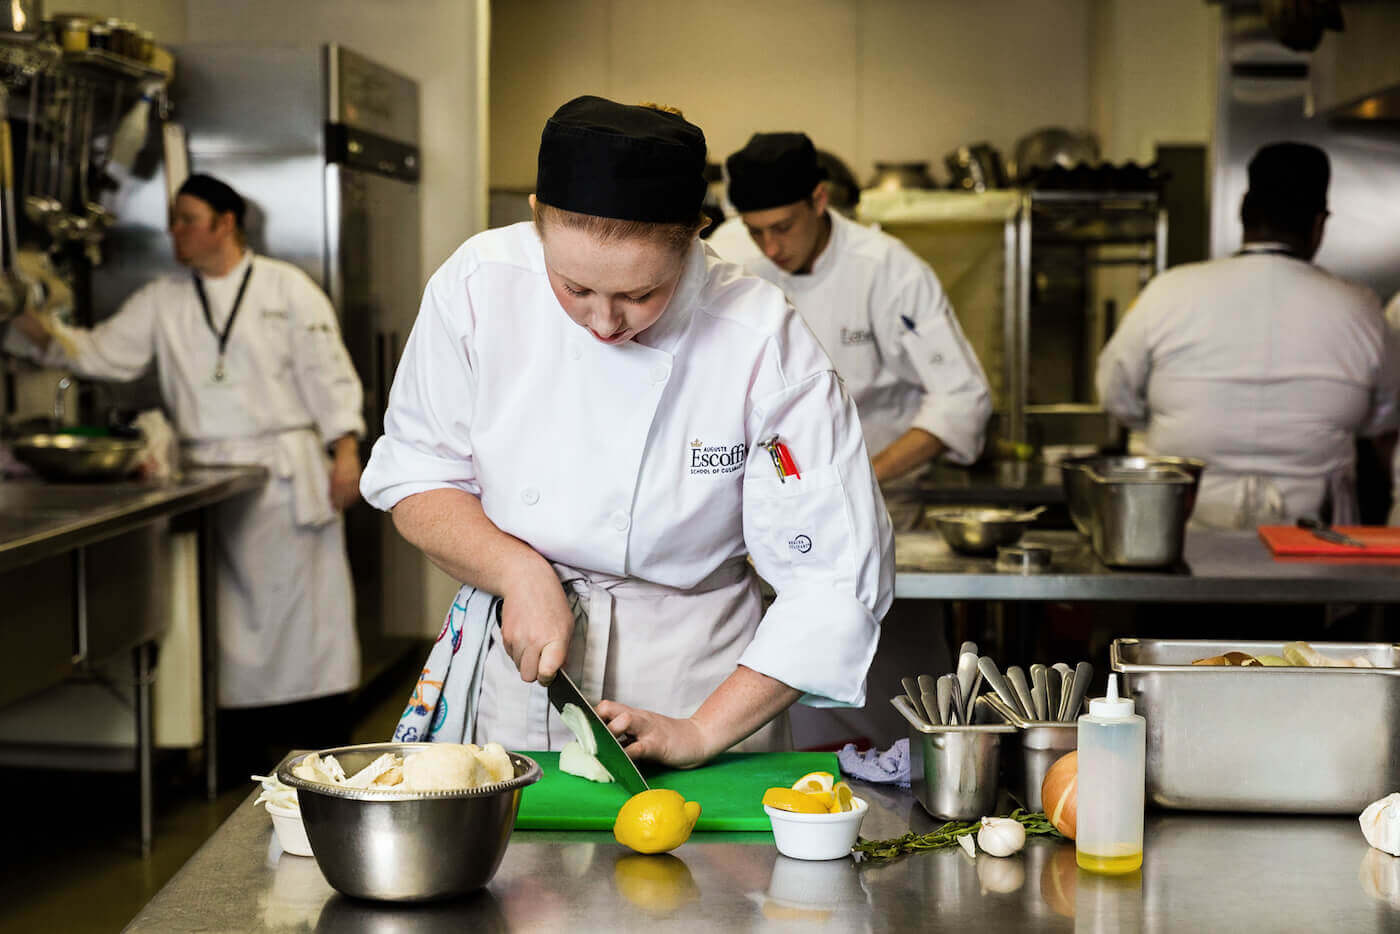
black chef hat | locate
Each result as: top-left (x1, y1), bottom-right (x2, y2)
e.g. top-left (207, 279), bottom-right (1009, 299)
top-left (1246, 142), bottom-right (1329, 215)
top-left (536, 96), bottom-right (707, 224)
top-left (725, 133), bottom-right (826, 213)
top-left (177, 174), bottom-right (246, 228)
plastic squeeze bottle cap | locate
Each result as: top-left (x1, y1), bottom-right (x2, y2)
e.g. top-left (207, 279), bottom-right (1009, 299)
top-left (1088, 673), bottom-right (1136, 718)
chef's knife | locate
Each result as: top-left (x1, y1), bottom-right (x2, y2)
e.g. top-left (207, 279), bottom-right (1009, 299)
top-left (546, 667), bottom-right (650, 796)
top-left (1297, 517), bottom-right (1367, 549)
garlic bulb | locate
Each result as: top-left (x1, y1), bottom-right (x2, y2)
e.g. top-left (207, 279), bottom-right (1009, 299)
top-left (1360, 793), bottom-right (1400, 856)
top-left (977, 817), bottom-right (1027, 857)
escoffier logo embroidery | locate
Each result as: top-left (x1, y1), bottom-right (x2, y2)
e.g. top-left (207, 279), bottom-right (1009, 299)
top-left (788, 534), bottom-right (813, 554)
top-left (689, 438), bottom-right (747, 476)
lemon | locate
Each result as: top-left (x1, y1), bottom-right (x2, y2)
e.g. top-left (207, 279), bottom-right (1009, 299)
top-left (791, 770), bottom-right (835, 794)
top-left (762, 786), bottom-right (830, 814)
top-left (613, 789), bottom-right (702, 854)
top-left (613, 853), bottom-right (700, 915)
top-left (829, 781), bottom-right (854, 813)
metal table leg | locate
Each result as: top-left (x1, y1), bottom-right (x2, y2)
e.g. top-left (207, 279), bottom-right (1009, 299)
top-left (197, 508), bottom-right (220, 799)
top-left (135, 640), bottom-right (153, 855)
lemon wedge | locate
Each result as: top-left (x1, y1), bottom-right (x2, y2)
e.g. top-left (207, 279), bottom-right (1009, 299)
top-left (829, 781), bottom-right (854, 813)
top-left (762, 786), bottom-right (830, 814)
top-left (791, 771), bottom-right (835, 794)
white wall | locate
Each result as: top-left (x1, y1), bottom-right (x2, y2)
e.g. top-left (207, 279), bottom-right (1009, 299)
top-left (491, 0), bottom-right (1095, 189)
top-left (1091, 0), bottom-right (1218, 164)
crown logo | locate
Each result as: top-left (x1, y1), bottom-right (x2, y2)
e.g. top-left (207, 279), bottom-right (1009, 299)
top-left (691, 439), bottom-right (702, 447)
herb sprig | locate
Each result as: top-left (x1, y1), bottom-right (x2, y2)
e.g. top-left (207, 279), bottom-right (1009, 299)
top-left (854, 808), bottom-right (1061, 863)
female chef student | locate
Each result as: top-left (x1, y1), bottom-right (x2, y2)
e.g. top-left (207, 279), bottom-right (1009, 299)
top-left (360, 96), bottom-right (894, 765)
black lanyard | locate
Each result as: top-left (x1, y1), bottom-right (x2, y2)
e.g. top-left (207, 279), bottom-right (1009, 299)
top-left (193, 263), bottom-right (254, 382)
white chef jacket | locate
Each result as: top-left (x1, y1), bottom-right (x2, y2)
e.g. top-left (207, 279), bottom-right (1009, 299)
top-left (1097, 246), bottom-right (1400, 528)
top-left (707, 210), bottom-right (991, 463)
top-left (10, 251), bottom-right (366, 706)
top-left (361, 222), bottom-right (895, 718)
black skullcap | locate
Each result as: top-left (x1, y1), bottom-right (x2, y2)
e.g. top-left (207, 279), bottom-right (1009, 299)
top-left (1247, 142), bottom-right (1329, 215)
top-left (177, 174), bottom-right (246, 228)
top-left (536, 96), bottom-right (707, 224)
top-left (726, 133), bottom-right (825, 213)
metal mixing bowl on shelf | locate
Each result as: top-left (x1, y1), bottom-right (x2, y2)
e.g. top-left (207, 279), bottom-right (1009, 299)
top-left (10, 431), bottom-right (146, 481)
top-left (277, 742), bottom-right (542, 902)
top-left (924, 506), bottom-right (1043, 556)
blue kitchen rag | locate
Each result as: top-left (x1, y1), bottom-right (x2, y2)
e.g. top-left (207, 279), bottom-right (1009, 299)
top-left (837, 738), bottom-right (911, 788)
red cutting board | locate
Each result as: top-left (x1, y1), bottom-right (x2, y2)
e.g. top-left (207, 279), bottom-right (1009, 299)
top-left (1258, 525), bottom-right (1400, 557)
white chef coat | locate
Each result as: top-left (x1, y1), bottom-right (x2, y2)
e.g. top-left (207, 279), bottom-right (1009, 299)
top-left (707, 210), bottom-right (992, 463)
top-left (361, 222), bottom-right (895, 748)
top-left (1097, 246), bottom-right (1400, 529)
top-left (11, 251), bottom-right (366, 707)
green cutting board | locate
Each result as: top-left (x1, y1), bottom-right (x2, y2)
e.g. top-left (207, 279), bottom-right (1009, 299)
top-left (514, 751), bottom-right (841, 831)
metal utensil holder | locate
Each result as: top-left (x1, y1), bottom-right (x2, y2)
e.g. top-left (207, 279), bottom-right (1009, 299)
top-left (892, 695), bottom-right (1015, 820)
top-left (981, 693), bottom-right (1078, 811)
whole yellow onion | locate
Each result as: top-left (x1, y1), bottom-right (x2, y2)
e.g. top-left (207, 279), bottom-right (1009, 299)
top-left (1041, 750), bottom-right (1078, 840)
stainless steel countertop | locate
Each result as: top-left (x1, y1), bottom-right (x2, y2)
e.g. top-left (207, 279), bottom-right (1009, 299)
top-left (895, 529), bottom-right (1400, 602)
top-left (0, 467), bottom-right (267, 573)
top-left (123, 782), bottom-right (1400, 932)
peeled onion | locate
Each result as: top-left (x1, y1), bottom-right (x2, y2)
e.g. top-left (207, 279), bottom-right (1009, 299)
top-left (1041, 750), bottom-right (1078, 840)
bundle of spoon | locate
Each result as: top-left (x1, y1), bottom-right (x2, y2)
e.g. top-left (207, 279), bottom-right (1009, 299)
top-left (901, 644), bottom-right (1093, 727)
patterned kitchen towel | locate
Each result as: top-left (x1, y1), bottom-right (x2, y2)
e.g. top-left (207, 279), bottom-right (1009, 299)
top-left (837, 738), bottom-right (911, 788)
top-left (392, 585), bottom-right (500, 744)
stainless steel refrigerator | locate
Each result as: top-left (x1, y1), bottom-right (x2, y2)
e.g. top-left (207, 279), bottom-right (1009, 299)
top-left (92, 44), bottom-right (427, 683)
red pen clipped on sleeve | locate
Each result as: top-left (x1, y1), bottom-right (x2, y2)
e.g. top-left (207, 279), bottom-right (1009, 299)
top-left (762, 435), bottom-right (801, 483)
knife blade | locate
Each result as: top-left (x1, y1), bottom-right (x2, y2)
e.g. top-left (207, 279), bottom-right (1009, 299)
top-left (1297, 517), bottom-right (1367, 549)
top-left (546, 668), bottom-right (650, 796)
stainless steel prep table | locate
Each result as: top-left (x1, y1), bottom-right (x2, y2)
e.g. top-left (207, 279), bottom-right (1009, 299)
top-left (0, 466), bottom-right (266, 850)
top-left (895, 528), bottom-right (1400, 602)
top-left (123, 782), bottom-right (1400, 932)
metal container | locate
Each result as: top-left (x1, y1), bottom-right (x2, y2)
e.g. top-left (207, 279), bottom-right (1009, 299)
top-left (1087, 465), bottom-right (1193, 567)
top-left (1061, 455), bottom-right (1205, 536)
top-left (892, 695), bottom-right (1016, 819)
top-left (1112, 638), bottom-right (1400, 814)
top-left (10, 432), bottom-right (145, 481)
top-left (279, 743), bottom-right (542, 902)
top-left (981, 693), bottom-right (1078, 811)
top-left (926, 506), bottom-right (1035, 556)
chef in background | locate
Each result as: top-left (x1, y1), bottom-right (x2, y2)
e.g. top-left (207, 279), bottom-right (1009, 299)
top-left (1097, 142), bottom-right (1400, 529)
top-left (708, 132), bottom-right (991, 486)
top-left (3, 174), bottom-right (365, 783)
top-left (709, 132), bottom-right (990, 748)
top-left (362, 97), bottom-right (893, 764)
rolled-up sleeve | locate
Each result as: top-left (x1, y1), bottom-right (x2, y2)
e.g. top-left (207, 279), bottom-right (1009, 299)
top-left (739, 314), bottom-right (895, 707)
top-left (287, 271), bottom-right (366, 443)
top-left (1096, 294), bottom-right (1156, 430)
top-left (360, 264), bottom-right (482, 511)
top-left (881, 268), bottom-right (992, 464)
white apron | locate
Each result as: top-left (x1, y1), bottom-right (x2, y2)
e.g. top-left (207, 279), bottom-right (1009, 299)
top-left (475, 558), bottom-right (789, 753)
top-left (188, 428), bottom-right (359, 708)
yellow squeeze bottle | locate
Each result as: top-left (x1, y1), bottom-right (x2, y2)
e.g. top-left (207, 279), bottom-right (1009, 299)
top-left (1075, 674), bottom-right (1145, 874)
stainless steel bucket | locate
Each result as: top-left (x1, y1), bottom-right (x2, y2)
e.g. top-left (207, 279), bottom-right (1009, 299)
top-left (893, 695), bottom-right (1015, 820)
top-left (1087, 465), bottom-right (1193, 567)
top-left (1061, 455), bottom-right (1205, 536)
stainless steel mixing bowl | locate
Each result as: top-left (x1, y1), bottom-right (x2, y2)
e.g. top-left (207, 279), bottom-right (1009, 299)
top-left (1060, 455), bottom-right (1205, 535)
top-left (278, 743), bottom-right (542, 902)
top-left (10, 432), bottom-right (145, 481)
top-left (926, 506), bottom-right (1036, 556)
